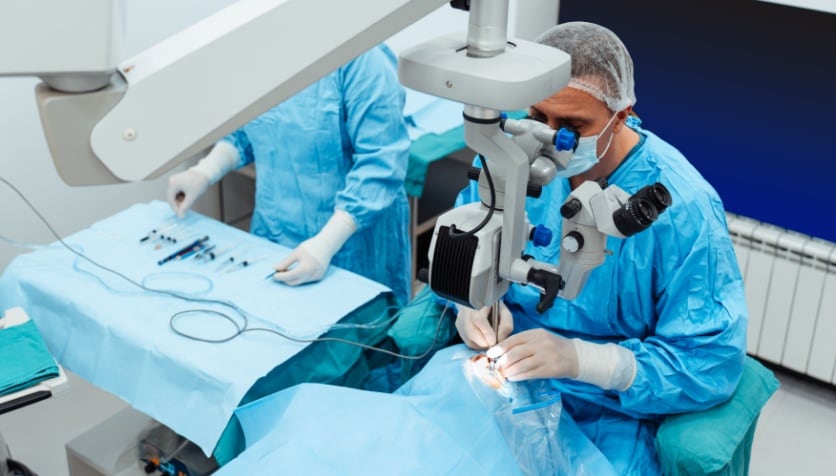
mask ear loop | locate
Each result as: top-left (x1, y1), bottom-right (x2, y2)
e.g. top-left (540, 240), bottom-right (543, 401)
top-left (596, 112), bottom-right (620, 159)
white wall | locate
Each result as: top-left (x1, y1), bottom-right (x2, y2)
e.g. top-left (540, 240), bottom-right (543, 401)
top-left (0, 0), bottom-right (235, 271)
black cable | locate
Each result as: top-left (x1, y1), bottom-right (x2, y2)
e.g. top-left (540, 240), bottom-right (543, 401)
top-left (448, 154), bottom-right (496, 238)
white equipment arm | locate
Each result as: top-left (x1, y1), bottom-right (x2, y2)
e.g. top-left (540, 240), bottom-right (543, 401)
top-left (0, 0), bottom-right (448, 185)
top-left (1, 0), bottom-right (573, 315)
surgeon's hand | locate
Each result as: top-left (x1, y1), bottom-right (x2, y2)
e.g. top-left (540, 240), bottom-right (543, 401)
top-left (494, 329), bottom-right (579, 382)
top-left (495, 331), bottom-right (636, 390)
top-left (270, 210), bottom-right (356, 286)
top-left (166, 169), bottom-right (210, 218)
top-left (455, 301), bottom-right (513, 350)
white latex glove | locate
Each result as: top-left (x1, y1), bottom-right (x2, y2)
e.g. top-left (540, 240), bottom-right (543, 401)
top-left (166, 169), bottom-right (210, 218)
top-left (271, 210), bottom-right (356, 286)
top-left (494, 330), bottom-right (636, 391)
top-left (455, 301), bottom-right (513, 350)
top-left (166, 141), bottom-right (239, 217)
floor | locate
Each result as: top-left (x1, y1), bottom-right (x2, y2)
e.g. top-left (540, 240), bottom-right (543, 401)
top-left (749, 366), bottom-right (836, 475)
top-left (2, 363), bottom-right (835, 475)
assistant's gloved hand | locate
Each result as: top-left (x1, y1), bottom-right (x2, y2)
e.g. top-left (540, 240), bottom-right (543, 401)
top-left (271, 210), bottom-right (356, 286)
top-left (167, 169), bottom-right (210, 218)
top-left (455, 301), bottom-right (513, 350)
top-left (495, 330), bottom-right (636, 391)
top-left (166, 141), bottom-right (239, 217)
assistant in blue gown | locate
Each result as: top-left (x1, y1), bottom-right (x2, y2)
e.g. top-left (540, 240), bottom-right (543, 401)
top-left (223, 45), bottom-right (412, 305)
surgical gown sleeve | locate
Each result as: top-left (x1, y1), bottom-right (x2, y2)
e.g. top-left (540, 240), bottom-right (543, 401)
top-left (333, 46), bottom-right (410, 231)
top-left (220, 127), bottom-right (254, 169)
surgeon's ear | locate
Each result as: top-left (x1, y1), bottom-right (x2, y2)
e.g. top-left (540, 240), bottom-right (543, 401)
top-left (612, 106), bottom-right (633, 133)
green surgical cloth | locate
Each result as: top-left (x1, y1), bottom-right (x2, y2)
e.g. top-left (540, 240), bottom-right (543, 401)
top-left (0, 320), bottom-right (59, 396)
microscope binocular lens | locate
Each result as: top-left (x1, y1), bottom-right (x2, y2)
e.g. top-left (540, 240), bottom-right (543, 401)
top-left (612, 182), bottom-right (671, 237)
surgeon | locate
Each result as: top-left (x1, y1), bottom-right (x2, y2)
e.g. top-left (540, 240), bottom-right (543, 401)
top-left (453, 22), bottom-right (747, 474)
top-left (166, 44), bottom-right (412, 305)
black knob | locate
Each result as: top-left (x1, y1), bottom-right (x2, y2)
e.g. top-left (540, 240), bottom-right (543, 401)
top-left (560, 198), bottom-right (582, 218)
top-left (417, 268), bottom-right (429, 283)
top-left (527, 182), bottom-right (542, 198)
top-left (450, 0), bottom-right (470, 11)
top-left (467, 166), bottom-right (481, 182)
top-left (527, 268), bottom-right (564, 314)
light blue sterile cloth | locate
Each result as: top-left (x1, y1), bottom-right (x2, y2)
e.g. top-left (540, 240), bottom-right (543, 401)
top-left (219, 345), bottom-right (617, 476)
top-left (0, 320), bottom-right (59, 396)
top-left (0, 201), bottom-right (388, 455)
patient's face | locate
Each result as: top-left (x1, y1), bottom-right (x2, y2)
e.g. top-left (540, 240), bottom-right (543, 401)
top-left (466, 354), bottom-right (507, 390)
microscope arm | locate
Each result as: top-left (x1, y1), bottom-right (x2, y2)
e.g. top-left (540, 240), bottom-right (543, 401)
top-left (0, 0), bottom-right (449, 185)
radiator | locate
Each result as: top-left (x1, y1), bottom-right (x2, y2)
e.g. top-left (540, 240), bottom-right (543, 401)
top-left (727, 213), bottom-right (836, 384)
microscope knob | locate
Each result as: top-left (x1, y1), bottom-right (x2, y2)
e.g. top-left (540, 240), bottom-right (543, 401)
top-left (554, 127), bottom-right (578, 151)
top-left (530, 225), bottom-right (553, 247)
top-left (527, 268), bottom-right (564, 314)
top-left (467, 166), bottom-right (481, 182)
top-left (560, 198), bottom-right (582, 218)
top-left (562, 231), bottom-right (584, 253)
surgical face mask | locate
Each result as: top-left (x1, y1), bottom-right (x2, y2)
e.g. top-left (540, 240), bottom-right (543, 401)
top-left (555, 112), bottom-right (618, 178)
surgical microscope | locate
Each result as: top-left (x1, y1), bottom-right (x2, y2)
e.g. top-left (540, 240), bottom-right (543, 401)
top-left (402, 2), bottom-right (671, 317)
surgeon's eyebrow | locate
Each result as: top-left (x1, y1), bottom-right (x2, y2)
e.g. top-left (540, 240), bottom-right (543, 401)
top-left (527, 106), bottom-right (548, 123)
top-left (528, 106), bottom-right (588, 129)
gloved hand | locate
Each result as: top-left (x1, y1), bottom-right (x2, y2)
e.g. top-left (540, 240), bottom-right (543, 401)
top-left (167, 169), bottom-right (210, 218)
top-left (166, 141), bottom-right (239, 217)
top-left (455, 301), bottom-right (513, 350)
top-left (495, 330), bottom-right (636, 391)
top-left (271, 210), bottom-right (356, 286)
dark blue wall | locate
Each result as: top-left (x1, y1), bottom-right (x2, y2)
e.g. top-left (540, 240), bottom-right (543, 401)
top-left (559, 0), bottom-right (836, 241)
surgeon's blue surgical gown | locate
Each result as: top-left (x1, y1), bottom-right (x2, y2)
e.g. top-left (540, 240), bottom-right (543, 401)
top-left (222, 45), bottom-right (411, 305)
top-left (457, 117), bottom-right (748, 474)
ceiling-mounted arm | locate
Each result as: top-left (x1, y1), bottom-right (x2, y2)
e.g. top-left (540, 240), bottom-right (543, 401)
top-left (0, 0), bottom-right (448, 185)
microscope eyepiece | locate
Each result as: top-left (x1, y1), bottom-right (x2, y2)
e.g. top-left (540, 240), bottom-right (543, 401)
top-left (613, 197), bottom-right (658, 237)
top-left (635, 183), bottom-right (672, 213)
top-left (560, 197), bottom-right (583, 218)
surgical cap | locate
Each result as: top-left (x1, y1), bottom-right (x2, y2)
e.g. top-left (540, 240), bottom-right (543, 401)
top-left (536, 22), bottom-right (636, 112)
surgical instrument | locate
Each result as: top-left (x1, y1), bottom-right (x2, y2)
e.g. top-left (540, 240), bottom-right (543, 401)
top-left (488, 301), bottom-right (499, 371)
top-left (225, 256), bottom-right (266, 274)
top-left (193, 245), bottom-right (216, 261)
top-left (157, 236), bottom-right (209, 266)
top-left (139, 223), bottom-right (178, 243)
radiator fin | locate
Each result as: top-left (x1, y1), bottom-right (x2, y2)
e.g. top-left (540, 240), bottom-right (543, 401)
top-left (727, 213), bottom-right (836, 384)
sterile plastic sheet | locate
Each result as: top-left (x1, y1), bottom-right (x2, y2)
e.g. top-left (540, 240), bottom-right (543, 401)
top-left (0, 201), bottom-right (388, 454)
top-left (218, 345), bottom-right (617, 475)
